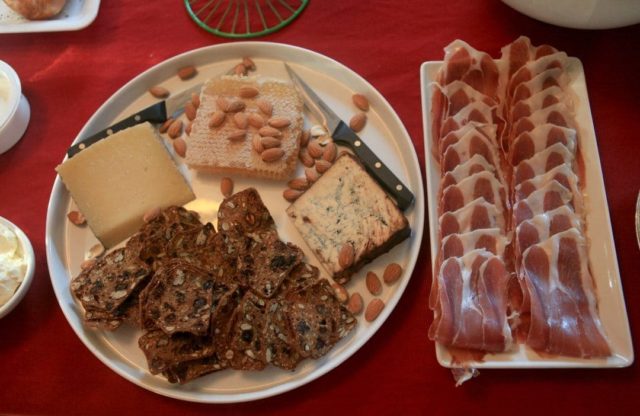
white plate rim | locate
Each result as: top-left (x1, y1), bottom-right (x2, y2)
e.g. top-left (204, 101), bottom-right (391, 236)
top-left (420, 58), bottom-right (634, 369)
top-left (45, 41), bottom-right (425, 402)
top-left (0, 0), bottom-right (100, 34)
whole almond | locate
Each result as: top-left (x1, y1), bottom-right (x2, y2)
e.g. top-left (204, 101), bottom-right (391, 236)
top-left (191, 92), bottom-right (200, 108)
top-left (173, 137), bottom-right (187, 157)
top-left (366, 271), bottom-right (382, 296)
top-left (178, 65), bottom-right (197, 80)
top-left (256, 99), bottom-right (273, 116)
top-left (283, 188), bottom-right (303, 202)
top-left (149, 85), bottom-right (170, 99)
top-left (242, 56), bottom-right (256, 70)
top-left (67, 210), bottom-right (86, 226)
top-left (248, 113), bottom-right (265, 128)
top-left (352, 93), bottom-right (370, 111)
top-left (209, 111), bottom-right (226, 128)
top-left (338, 243), bottom-right (355, 269)
top-left (226, 100), bottom-right (246, 113)
top-left (159, 118), bottom-right (174, 134)
top-left (315, 159), bottom-right (332, 174)
top-left (300, 130), bottom-right (310, 147)
top-left (261, 147), bottom-right (284, 162)
top-left (347, 292), bottom-right (363, 315)
top-left (234, 63), bottom-right (247, 76)
top-left (287, 177), bottom-right (309, 191)
top-left (143, 206), bottom-right (161, 223)
top-left (322, 142), bottom-right (337, 162)
top-left (233, 112), bottom-right (248, 129)
top-left (258, 126), bottom-right (282, 138)
top-left (307, 140), bottom-right (324, 158)
top-left (350, 112), bottom-right (367, 132)
top-left (299, 148), bottom-right (315, 167)
top-left (268, 116), bottom-right (291, 129)
top-left (184, 101), bottom-right (197, 121)
top-left (220, 177), bottom-right (234, 197)
top-left (239, 85), bottom-right (259, 99)
top-left (252, 134), bottom-right (264, 154)
top-left (168, 119), bottom-right (183, 139)
top-left (226, 129), bottom-right (246, 142)
top-left (365, 298), bottom-right (385, 322)
top-left (331, 282), bottom-right (349, 304)
top-left (305, 166), bottom-right (319, 183)
top-left (260, 136), bottom-right (281, 149)
top-left (383, 263), bottom-right (403, 285)
top-left (216, 97), bottom-right (229, 112)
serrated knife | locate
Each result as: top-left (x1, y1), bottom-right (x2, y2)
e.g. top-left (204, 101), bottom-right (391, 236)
top-left (284, 63), bottom-right (415, 211)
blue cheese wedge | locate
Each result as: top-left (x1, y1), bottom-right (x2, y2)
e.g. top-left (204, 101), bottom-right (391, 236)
top-left (286, 153), bottom-right (410, 284)
top-left (56, 122), bottom-right (195, 248)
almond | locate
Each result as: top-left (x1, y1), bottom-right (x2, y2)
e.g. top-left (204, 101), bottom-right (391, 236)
top-left (185, 122), bottom-right (192, 136)
top-left (283, 188), bottom-right (303, 202)
top-left (260, 136), bottom-right (281, 149)
top-left (247, 113), bottom-right (265, 128)
top-left (220, 177), bottom-right (234, 197)
top-left (184, 101), bottom-right (197, 121)
top-left (226, 129), bottom-right (246, 142)
top-left (338, 243), bottom-right (355, 269)
top-left (88, 243), bottom-right (105, 259)
top-left (352, 93), bottom-right (370, 111)
top-left (383, 263), bottom-right (403, 285)
top-left (178, 65), bottom-right (197, 80)
top-left (331, 282), bottom-right (349, 304)
top-left (256, 99), bottom-right (273, 116)
top-left (239, 85), bottom-right (259, 99)
top-left (173, 137), bottom-right (187, 157)
top-left (287, 177), bottom-right (309, 191)
top-left (234, 63), bottom-right (247, 76)
top-left (299, 148), bottom-right (315, 167)
top-left (159, 118), bottom-right (174, 134)
top-left (268, 116), bottom-right (291, 129)
top-left (315, 159), bottom-right (332, 174)
top-left (366, 271), bottom-right (382, 296)
top-left (261, 147), bottom-right (284, 162)
top-left (209, 110), bottom-right (226, 128)
top-left (252, 134), bottom-right (264, 154)
top-left (304, 166), bottom-right (319, 183)
top-left (67, 210), bottom-right (86, 226)
top-left (365, 298), bottom-right (385, 322)
top-left (143, 207), bottom-right (161, 223)
top-left (242, 56), bottom-right (256, 70)
top-left (258, 126), bottom-right (282, 138)
top-left (226, 100), bottom-right (246, 113)
top-left (168, 119), bottom-right (183, 139)
top-left (149, 85), bottom-right (169, 99)
top-left (350, 112), bottom-right (367, 132)
top-left (347, 292), bottom-right (363, 315)
top-left (191, 92), bottom-right (200, 108)
top-left (322, 142), bottom-right (337, 162)
top-left (300, 130), bottom-right (310, 147)
top-left (233, 112), bottom-right (248, 129)
top-left (216, 96), bottom-right (229, 111)
top-left (307, 140), bottom-right (324, 158)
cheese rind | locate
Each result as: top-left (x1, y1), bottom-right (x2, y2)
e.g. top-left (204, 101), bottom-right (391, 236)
top-left (56, 122), bottom-right (195, 248)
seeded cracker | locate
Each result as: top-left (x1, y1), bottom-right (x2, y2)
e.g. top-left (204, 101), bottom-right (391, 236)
top-left (225, 291), bottom-right (268, 370)
top-left (279, 262), bottom-right (321, 295)
top-left (263, 298), bottom-right (302, 370)
top-left (138, 329), bottom-right (215, 375)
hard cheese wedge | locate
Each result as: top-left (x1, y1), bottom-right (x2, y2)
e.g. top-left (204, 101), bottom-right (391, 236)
top-left (56, 122), bottom-right (195, 248)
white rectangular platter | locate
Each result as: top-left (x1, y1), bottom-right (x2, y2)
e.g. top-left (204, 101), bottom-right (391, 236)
top-left (420, 59), bottom-right (634, 368)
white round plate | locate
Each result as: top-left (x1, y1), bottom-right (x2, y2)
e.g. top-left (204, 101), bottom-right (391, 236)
top-left (45, 42), bottom-right (425, 403)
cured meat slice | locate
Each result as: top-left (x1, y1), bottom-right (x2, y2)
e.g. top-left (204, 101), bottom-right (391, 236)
top-left (441, 126), bottom-right (502, 174)
top-left (510, 103), bottom-right (574, 138)
top-left (439, 198), bottom-right (507, 238)
top-left (440, 171), bottom-right (508, 215)
top-left (514, 142), bottom-right (575, 185)
top-left (441, 154), bottom-right (498, 189)
top-left (429, 249), bottom-right (513, 352)
top-left (500, 36), bottom-right (559, 79)
top-left (513, 180), bottom-right (575, 226)
top-left (521, 229), bottom-right (611, 358)
top-left (514, 165), bottom-right (582, 209)
top-left (440, 100), bottom-right (496, 139)
top-left (509, 67), bottom-right (568, 106)
top-left (509, 124), bottom-right (577, 166)
top-left (507, 53), bottom-right (570, 99)
top-left (436, 80), bottom-right (498, 118)
top-left (515, 206), bottom-right (582, 260)
top-left (438, 40), bottom-right (500, 98)
top-left (508, 86), bottom-right (571, 125)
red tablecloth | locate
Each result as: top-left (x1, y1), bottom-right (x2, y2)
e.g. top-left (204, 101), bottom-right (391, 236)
top-left (1, 1), bottom-right (639, 414)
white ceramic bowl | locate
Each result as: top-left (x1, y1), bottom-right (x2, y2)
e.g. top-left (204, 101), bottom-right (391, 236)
top-left (0, 60), bottom-right (30, 155)
top-left (0, 216), bottom-right (36, 319)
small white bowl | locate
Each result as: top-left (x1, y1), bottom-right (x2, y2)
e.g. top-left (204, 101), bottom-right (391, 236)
top-left (0, 216), bottom-right (36, 319)
top-left (0, 60), bottom-right (30, 155)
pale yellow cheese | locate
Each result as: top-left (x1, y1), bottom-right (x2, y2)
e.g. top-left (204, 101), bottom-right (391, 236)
top-left (56, 122), bottom-right (195, 248)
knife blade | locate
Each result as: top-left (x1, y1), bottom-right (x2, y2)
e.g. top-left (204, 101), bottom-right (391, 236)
top-left (284, 63), bottom-right (415, 211)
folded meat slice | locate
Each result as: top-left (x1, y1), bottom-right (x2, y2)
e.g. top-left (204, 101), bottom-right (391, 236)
top-left (429, 249), bottom-right (513, 352)
top-left (514, 142), bottom-right (575, 185)
top-left (509, 124), bottom-right (577, 166)
top-left (515, 206), bottom-right (582, 261)
top-left (435, 80), bottom-right (498, 118)
top-left (441, 154), bottom-right (499, 189)
top-left (440, 171), bottom-right (508, 215)
top-left (439, 100), bottom-right (497, 139)
top-left (507, 53), bottom-right (570, 99)
top-left (500, 36), bottom-right (559, 79)
top-left (510, 67), bottom-right (568, 106)
top-left (521, 228), bottom-right (611, 358)
top-left (439, 198), bottom-right (507, 238)
top-left (441, 126), bottom-right (502, 174)
top-left (508, 86), bottom-right (572, 125)
top-left (438, 40), bottom-right (500, 98)
top-left (510, 103), bottom-right (574, 138)
top-left (515, 164), bottom-right (581, 199)
top-left (513, 180), bottom-right (575, 226)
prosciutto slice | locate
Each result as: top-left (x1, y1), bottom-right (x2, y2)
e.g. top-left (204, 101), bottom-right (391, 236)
top-left (441, 127), bottom-right (503, 174)
top-left (516, 206), bottom-right (582, 261)
top-left (500, 36), bottom-right (559, 79)
top-left (509, 124), bottom-right (577, 166)
top-left (508, 86), bottom-right (571, 125)
top-left (439, 198), bottom-right (507, 238)
top-left (521, 229), bottom-right (611, 357)
top-left (513, 179), bottom-right (575, 226)
top-left (509, 102), bottom-right (574, 138)
top-left (507, 53), bottom-right (570, 98)
top-left (515, 164), bottom-right (581, 202)
top-left (441, 154), bottom-right (499, 189)
top-left (440, 171), bottom-right (508, 215)
top-left (514, 142), bottom-right (575, 185)
top-left (439, 40), bottom-right (500, 98)
top-left (439, 100), bottom-right (496, 139)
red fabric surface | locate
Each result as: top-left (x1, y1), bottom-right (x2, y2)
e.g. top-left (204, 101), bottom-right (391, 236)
top-left (1, 1), bottom-right (639, 414)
